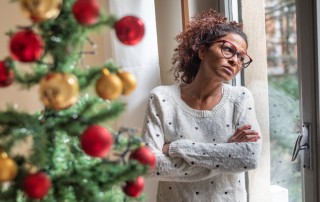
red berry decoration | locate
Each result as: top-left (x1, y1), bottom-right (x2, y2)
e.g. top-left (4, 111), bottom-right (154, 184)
top-left (115, 16), bottom-right (145, 45)
top-left (130, 146), bottom-right (156, 171)
top-left (22, 172), bottom-right (51, 199)
top-left (123, 176), bottom-right (144, 197)
top-left (72, 0), bottom-right (100, 26)
top-left (9, 30), bottom-right (44, 62)
top-left (80, 125), bottom-right (114, 157)
top-left (0, 60), bottom-right (14, 87)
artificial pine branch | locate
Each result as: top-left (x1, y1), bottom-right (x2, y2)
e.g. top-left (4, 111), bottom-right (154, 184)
top-left (73, 60), bottom-right (122, 89)
top-left (0, 108), bottom-right (37, 127)
top-left (81, 101), bottom-right (126, 125)
top-left (0, 0), bottom-right (150, 201)
top-left (10, 62), bottom-right (49, 89)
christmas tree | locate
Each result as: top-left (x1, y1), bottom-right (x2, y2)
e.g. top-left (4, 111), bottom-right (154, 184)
top-left (0, 0), bottom-right (156, 201)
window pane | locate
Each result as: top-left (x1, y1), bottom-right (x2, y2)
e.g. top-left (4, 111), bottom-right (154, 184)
top-left (265, 0), bottom-right (302, 202)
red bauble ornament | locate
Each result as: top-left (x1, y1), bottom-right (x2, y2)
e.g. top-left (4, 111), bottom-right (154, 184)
top-left (123, 176), bottom-right (144, 197)
top-left (9, 30), bottom-right (44, 62)
top-left (72, 0), bottom-right (100, 26)
top-left (0, 60), bottom-right (14, 87)
top-left (130, 146), bottom-right (156, 171)
top-left (80, 125), bottom-right (114, 157)
top-left (115, 16), bottom-right (145, 45)
top-left (22, 172), bottom-right (51, 199)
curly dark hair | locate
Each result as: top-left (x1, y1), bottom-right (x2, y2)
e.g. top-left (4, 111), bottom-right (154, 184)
top-left (171, 9), bottom-right (248, 83)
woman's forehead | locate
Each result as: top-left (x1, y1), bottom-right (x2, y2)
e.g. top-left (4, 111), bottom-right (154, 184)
top-left (219, 33), bottom-right (247, 51)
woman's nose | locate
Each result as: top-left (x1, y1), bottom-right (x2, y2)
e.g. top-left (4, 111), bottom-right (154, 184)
top-left (228, 55), bottom-right (238, 66)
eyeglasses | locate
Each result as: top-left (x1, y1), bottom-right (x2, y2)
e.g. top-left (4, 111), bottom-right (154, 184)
top-left (211, 40), bottom-right (253, 69)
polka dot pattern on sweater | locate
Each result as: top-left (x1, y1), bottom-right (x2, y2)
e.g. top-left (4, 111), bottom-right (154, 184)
top-left (143, 84), bottom-right (261, 202)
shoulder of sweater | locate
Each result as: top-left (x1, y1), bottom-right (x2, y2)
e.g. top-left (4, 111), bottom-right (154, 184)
top-left (150, 84), bottom-right (177, 96)
top-left (224, 84), bottom-right (253, 104)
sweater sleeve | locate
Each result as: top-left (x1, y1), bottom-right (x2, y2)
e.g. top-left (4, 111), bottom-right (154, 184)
top-left (168, 88), bottom-right (262, 172)
top-left (142, 89), bottom-right (220, 182)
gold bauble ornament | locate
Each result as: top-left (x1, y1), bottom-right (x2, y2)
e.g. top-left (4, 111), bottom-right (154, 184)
top-left (117, 70), bottom-right (137, 95)
top-left (39, 73), bottom-right (79, 110)
top-left (20, 0), bottom-right (63, 23)
top-left (0, 152), bottom-right (18, 183)
top-left (96, 68), bottom-right (123, 100)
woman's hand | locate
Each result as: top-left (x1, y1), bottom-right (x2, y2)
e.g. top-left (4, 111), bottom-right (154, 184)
top-left (162, 143), bottom-right (170, 155)
top-left (228, 125), bottom-right (261, 143)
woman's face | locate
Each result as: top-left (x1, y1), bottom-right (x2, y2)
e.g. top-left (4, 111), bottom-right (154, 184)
top-left (198, 33), bottom-right (248, 82)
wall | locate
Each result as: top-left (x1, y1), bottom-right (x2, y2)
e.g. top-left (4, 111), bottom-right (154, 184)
top-left (0, 2), bottom-right (41, 112)
top-left (154, 0), bottom-right (182, 85)
top-left (241, 0), bottom-right (271, 201)
top-left (189, 0), bottom-right (219, 18)
top-left (154, 0), bottom-right (219, 86)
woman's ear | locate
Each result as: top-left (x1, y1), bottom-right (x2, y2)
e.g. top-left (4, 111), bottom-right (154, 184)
top-left (198, 46), bottom-right (206, 60)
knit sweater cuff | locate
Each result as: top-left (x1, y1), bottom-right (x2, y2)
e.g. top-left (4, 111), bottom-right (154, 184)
top-left (168, 140), bottom-right (186, 157)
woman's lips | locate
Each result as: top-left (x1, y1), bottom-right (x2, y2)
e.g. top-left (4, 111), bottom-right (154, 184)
top-left (223, 66), bottom-right (233, 76)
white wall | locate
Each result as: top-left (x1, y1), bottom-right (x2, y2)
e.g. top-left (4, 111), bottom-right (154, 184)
top-left (241, 0), bottom-right (271, 201)
top-left (154, 0), bottom-right (182, 85)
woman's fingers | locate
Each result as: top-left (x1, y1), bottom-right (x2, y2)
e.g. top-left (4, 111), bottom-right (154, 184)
top-left (162, 143), bottom-right (170, 155)
top-left (233, 125), bottom-right (251, 137)
top-left (230, 125), bottom-right (252, 142)
top-left (247, 137), bottom-right (260, 142)
top-left (239, 133), bottom-right (260, 142)
top-left (229, 126), bottom-right (260, 143)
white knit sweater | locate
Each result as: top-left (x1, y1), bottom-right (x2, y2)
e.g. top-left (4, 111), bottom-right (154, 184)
top-left (142, 83), bottom-right (262, 202)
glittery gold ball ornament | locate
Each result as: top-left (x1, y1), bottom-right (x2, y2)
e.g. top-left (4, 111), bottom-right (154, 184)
top-left (39, 73), bottom-right (79, 110)
top-left (20, 0), bottom-right (63, 23)
top-left (96, 68), bottom-right (123, 100)
top-left (0, 152), bottom-right (18, 183)
top-left (117, 70), bottom-right (137, 95)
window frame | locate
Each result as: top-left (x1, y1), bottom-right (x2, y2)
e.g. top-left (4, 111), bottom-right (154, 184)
top-left (296, 0), bottom-right (320, 201)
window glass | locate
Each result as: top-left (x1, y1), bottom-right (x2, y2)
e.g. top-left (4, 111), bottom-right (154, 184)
top-left (265, 0), bottom-right (302, 201)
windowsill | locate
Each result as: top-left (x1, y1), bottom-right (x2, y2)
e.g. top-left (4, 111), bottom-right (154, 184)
top-left (270, 185), bottom-right (288, 202)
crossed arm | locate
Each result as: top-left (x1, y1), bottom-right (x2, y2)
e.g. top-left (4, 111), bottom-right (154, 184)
top-left (142, 90), bottom-right (262, 182)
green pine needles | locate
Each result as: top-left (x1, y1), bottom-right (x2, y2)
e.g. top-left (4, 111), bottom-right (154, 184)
top-left (0, 0), bottom-right (149, 201)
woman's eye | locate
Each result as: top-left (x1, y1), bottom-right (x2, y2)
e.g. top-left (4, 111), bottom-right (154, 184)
top-left (237, 53), bottom-right (246, 62)
top-left (222, 46), bottom-right (234, 53)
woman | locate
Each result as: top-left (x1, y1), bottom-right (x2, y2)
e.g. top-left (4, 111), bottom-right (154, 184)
top-left (142, 9), bottom-right (262, 202)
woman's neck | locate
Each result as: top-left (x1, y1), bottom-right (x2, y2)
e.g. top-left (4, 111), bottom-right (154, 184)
top-left (180, 79), bottom-right (223, 110)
